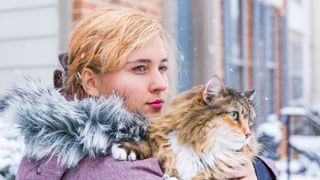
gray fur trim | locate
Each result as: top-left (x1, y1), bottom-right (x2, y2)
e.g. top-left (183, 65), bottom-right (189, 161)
top-left (0, 95), bottom-right (9, 113)
top-left (0, 77), bottom-right (148, 168)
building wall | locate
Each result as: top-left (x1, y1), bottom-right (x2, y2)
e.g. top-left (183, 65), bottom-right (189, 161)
top-left (72, 0), bottom-right (162, 24)
top-left (218, 0), bottom-right (286, 123)
top-left (0, 0), bottom-right (63, 94)
top-left (191, 0), bottom-right (219, 86)
top-left (287, 0), bottom-right (311, 106)
top-left (171, 0), bottom-right (286, 123)
top-left (310, 0), bottom-right (320, 112)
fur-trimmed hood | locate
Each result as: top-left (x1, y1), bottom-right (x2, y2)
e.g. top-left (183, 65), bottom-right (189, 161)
top-left (0, 78), bottom-right (148, 168)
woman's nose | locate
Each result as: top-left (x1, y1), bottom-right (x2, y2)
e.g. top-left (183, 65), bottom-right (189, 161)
top-left (149, 71), bottom-right (168, 93)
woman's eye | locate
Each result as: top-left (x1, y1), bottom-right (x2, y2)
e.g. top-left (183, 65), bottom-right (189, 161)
top-left (230, 111), bottom-right (239, 121)
top-left (159, 65), bottom-right (168, 72)
top-left (132, 65), bottom-right (146, 72)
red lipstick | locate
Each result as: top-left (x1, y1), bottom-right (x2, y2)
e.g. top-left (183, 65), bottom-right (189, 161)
top-left (147, 99), bottom-right (164, 109)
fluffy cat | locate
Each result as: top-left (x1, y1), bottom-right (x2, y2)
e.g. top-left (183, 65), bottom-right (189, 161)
top-left (112, 76), bottom-right (260, 180)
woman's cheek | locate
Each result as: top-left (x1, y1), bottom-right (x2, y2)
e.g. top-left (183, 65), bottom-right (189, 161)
top-left (123, 88), bottom-right (144, 112)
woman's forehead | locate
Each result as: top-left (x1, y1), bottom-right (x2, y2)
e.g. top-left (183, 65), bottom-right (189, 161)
top-left (127, 36), bottom-right (168, 62)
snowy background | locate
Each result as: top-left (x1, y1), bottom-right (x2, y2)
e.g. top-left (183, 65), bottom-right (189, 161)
top-left (257, 111), bottom-right (320, 180)
top-left (0, 115), bottom-right (24, 180)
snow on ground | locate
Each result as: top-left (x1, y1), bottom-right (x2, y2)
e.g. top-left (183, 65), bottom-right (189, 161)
top-left (279, 136), bottom-right (320, 179)
top-left (277, 158), bottom-right (320, 180)
top-left (0, 115), bottom-right (24, 179)
top-left (279, 174), bottom-right (320, 180)
top-left (257, 114), bottom-right (283, 143)
top-left (290, 135), bottom-right (320, 156)
top-left (258, 114), bottom-right (320, 180)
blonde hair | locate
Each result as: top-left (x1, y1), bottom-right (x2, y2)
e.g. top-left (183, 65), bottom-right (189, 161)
top-left (66, 6), bottom-right (174, 99)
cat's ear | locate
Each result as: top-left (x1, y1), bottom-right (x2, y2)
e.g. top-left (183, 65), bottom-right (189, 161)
top-left (203, 76), bottom-right (223, 102)
top-left (243, 90), bottom-right (255, 101)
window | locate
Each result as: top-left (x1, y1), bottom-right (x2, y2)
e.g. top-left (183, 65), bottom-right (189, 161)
top-left (253, 2), bottom-right (279, 122)
top-left (292, 0), bottom-right (302, 5)
top-left (176, 0), bottom-right (192, 92)
top-left (264, 5), bottom-right (277, 115)
top-left (224, 0), bottom-right (245, 90)
top-left (288, 31), bottom-right (303, 105)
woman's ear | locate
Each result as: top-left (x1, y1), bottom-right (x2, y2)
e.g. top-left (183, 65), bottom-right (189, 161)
top-left (81, 68), bottom-right (99, 96)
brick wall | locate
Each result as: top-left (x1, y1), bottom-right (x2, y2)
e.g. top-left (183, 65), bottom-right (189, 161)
top-left (72, 0), bottom-right (162, 25)
top-left (246, 0), bottom-right (254, 89)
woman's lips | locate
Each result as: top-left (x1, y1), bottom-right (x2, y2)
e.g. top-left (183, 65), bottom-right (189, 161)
top-left (147, 100), bottom-right (164, 109)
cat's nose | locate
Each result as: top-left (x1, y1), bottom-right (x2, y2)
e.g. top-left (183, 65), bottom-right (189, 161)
top-left (245, 132), bottom-right (251, 139)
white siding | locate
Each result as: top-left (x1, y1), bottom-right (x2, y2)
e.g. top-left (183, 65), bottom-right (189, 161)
top-left (0, 6), bottom-right (58, 39)
top-left (0, 0), bottom-right (61, 94)
top-left (287, 0), bottom-right (311, 107)
top-left (0, 37), bottom-right (58, 67)
top-left (310, 0), bottom-right (320, 111)
top-left (0, 0), bottom-right (57, 10)
top-left (0, 67), bottom-right (56, 93)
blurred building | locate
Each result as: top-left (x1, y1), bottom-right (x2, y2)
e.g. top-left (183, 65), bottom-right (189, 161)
top-left (173, 0), bottom-right (287, 124)
top-left (309, 0), bottom-right (320, 113)
top-left (283, 0), bottom-right (320, 115)
top-left (286, 0), bottom-right (310, 108)
top-left (0, 0), bottom-right (70, 92)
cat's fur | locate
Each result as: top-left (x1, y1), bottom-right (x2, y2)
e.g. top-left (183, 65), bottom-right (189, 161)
top-left (113, 77), bottom-right (260, 180)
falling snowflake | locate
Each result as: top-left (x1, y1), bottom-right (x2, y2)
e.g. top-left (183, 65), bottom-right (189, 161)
top-left (80, 53), bottom-right (85, 59)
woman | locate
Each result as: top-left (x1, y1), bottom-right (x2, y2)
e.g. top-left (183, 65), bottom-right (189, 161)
top-left (11, 6), bottom-right (277, 180)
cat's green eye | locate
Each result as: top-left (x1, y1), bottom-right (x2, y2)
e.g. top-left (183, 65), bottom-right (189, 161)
top-left (230, 111), bottom-right (239, 121)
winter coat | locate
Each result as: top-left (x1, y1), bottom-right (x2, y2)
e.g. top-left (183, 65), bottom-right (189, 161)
top-left (16, 155), bottom-right (278, 180)
top-left (17, 156), bottom-right (163, 180)
top-left (1, 77), bottom-right (278, 180)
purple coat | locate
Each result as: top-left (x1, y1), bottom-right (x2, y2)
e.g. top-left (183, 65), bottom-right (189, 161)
top-left (16, 155), bottom-right (278, 180)
top-left (16, 156), bottom-right (163, 180)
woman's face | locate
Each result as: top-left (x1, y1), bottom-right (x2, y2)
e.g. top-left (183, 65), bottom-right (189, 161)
top-left (102, 36), bottom-right (169, 117)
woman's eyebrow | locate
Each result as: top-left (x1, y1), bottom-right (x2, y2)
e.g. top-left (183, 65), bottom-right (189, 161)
top-left (127, 59), bottom-right (151, 64)
top-left (127, 58), bottom-right (168, 64)
top-left (161, 59), bottom-right (168, 63)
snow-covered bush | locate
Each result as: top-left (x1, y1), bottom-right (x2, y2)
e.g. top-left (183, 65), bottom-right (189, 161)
top-left (256, 114), bottom-right (283, 160)
top-left (0, 115), bottom-right (24, 180)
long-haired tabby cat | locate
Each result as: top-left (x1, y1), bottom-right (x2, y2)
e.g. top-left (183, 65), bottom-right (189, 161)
top-left (112, 76), bottom-right (260, 180)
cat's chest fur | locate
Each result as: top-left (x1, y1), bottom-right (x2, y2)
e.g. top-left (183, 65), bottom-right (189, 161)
top-left (168, 131), bottom-right (253, 180)
top-left (168, 131), bottom-right (209, 179)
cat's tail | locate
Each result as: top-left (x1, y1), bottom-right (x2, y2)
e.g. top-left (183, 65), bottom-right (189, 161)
top-left (0, 77), bottom-right (148, 168)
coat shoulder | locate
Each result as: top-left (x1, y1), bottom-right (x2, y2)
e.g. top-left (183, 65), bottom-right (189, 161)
top-left (16, 156), bottom-right (68, 180)
top-left (64, 156), bottom-right (163, 180)
top-left (17, 155), bottom-right (164, 180)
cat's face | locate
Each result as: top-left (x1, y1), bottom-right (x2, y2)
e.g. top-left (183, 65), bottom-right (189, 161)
top-left (204, 87), bottom-right (255, 151)
top-left (176, 77), bottom-right (256, 154)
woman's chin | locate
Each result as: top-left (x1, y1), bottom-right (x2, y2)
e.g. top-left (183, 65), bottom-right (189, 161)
top-left (142, 108), bottom-right (162, 118)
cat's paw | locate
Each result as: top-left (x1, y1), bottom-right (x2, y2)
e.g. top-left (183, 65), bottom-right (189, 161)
top-left (111, 143), bottom-right (137, 161)
top-left (162, 174), bottom-right (178, 180)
